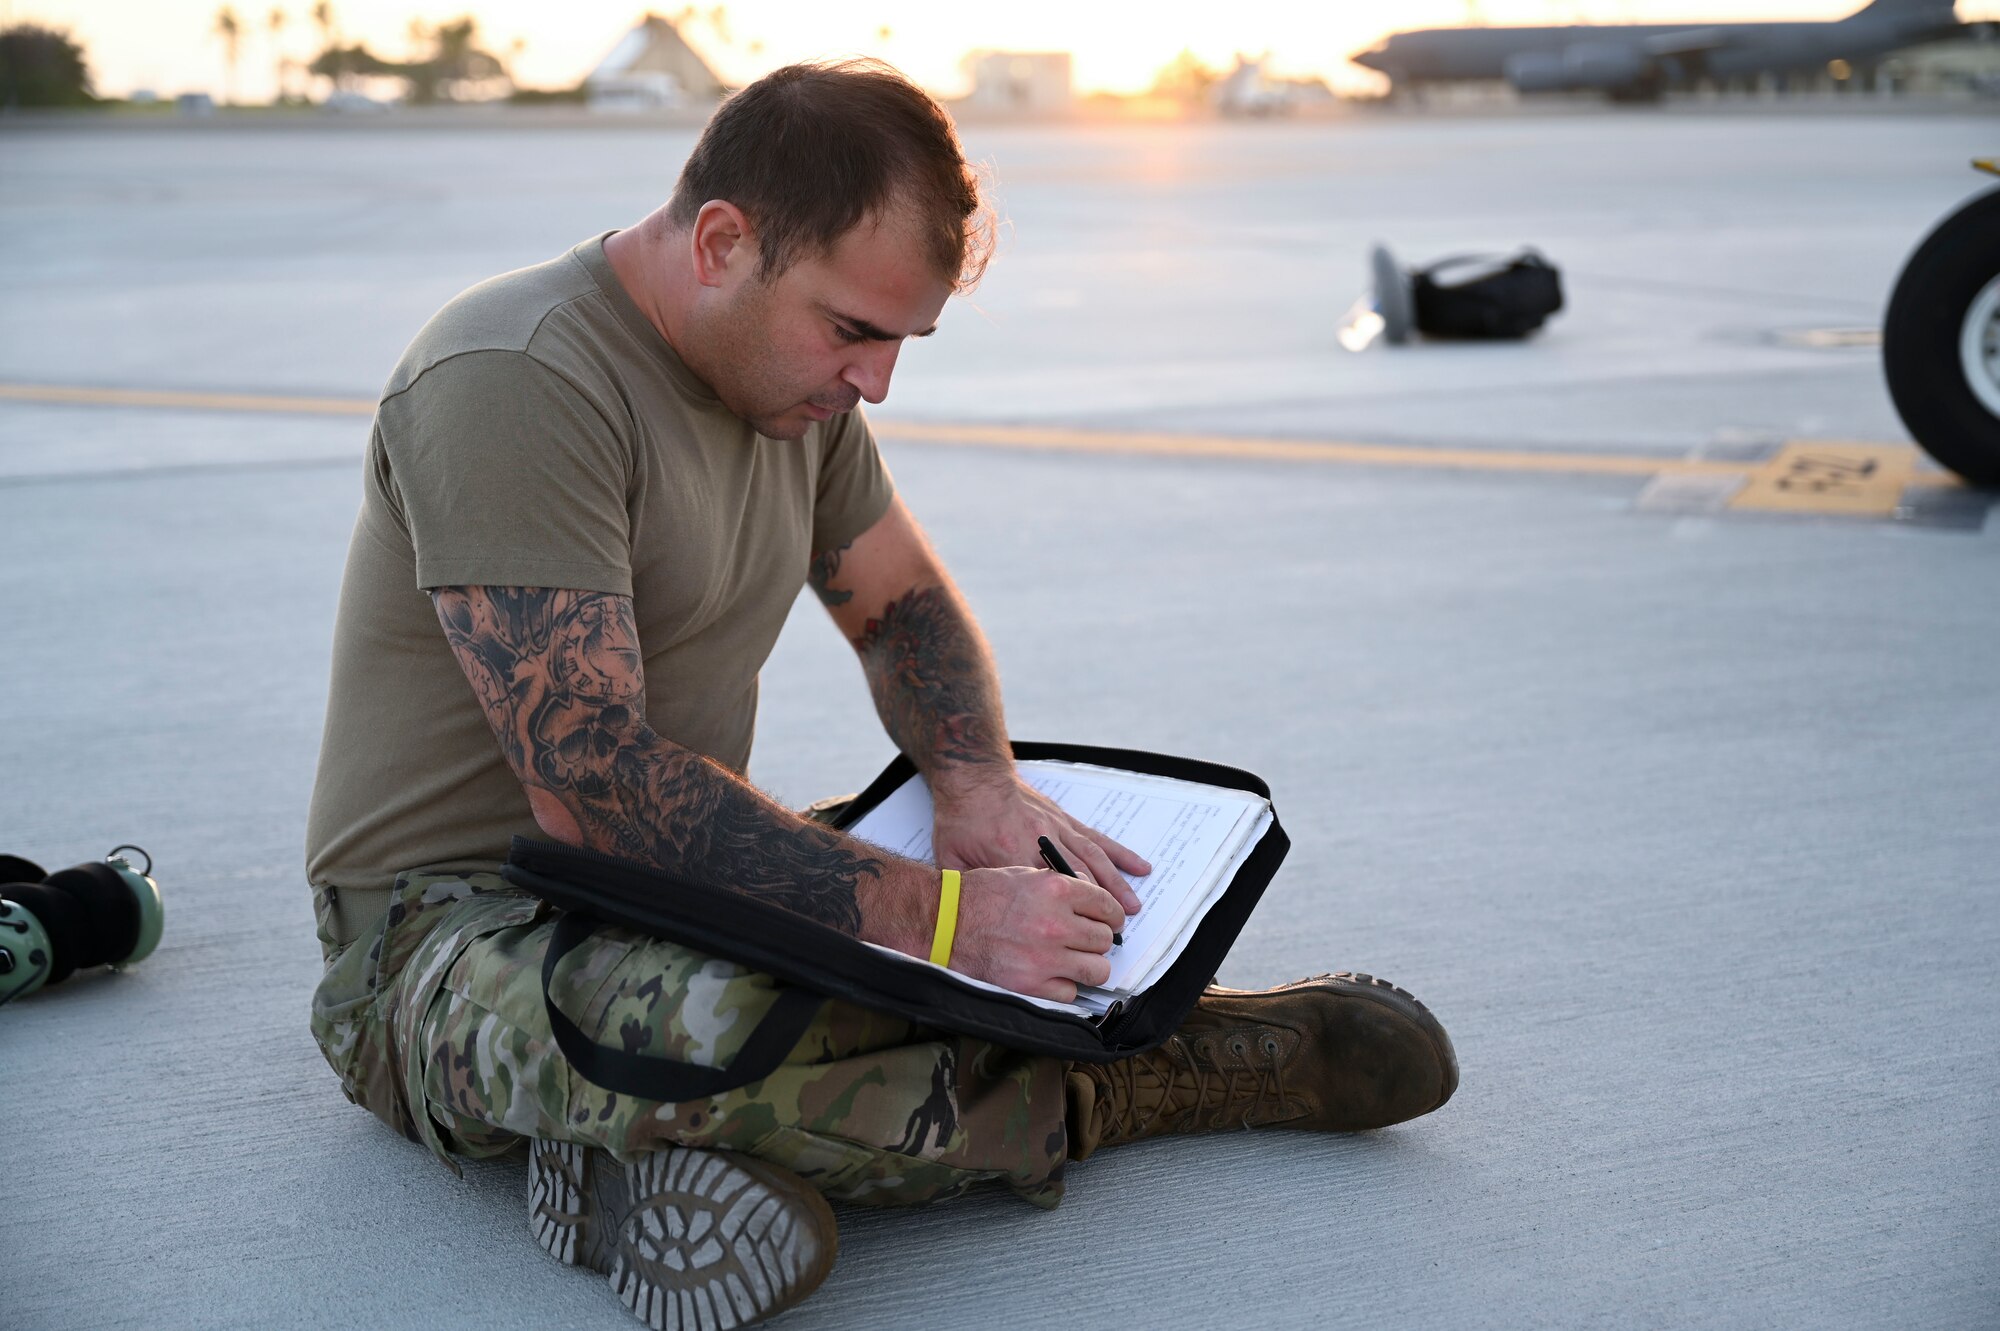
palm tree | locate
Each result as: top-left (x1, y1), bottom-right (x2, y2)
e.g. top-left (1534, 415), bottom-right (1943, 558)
top-left (213, 6), bottom-right (242, 105)
top-left (309, 0), bottom-right (335, 96)
top-left (267, 7), bottom-right (287, 102)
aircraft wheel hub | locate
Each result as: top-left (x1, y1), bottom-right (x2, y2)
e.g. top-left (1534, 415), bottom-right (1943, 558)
top-left (1964, 273), bottom-right (2000, 420)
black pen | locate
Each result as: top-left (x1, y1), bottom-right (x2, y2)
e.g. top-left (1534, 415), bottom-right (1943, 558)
top-left (1038, 835), bottom-right (1123, 947)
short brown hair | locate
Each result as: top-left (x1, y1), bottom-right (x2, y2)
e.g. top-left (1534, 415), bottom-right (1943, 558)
top-left (667, 60), bottom-right (995, 293)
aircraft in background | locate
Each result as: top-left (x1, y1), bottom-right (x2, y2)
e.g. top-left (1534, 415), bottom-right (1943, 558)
top-left (1352, 0), bottom-right (1967, 101)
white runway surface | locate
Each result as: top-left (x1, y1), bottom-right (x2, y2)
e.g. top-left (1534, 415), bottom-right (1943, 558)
top-left (2, 108), bottom-right (1996, 1329)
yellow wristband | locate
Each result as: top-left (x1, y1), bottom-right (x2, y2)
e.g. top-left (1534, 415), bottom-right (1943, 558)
top-left (929, 869), bottom-right (962, 967)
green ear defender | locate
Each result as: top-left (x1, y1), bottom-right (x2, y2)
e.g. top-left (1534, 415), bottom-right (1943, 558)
top-left (0, 846), bottom-right (162, 1008)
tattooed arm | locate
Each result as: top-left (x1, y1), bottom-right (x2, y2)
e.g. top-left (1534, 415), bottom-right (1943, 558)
top-left (431, 583), bottom-right (1123, 1000)
top-left (810, 499), bottom-right (1150, 913)
top-left (809, 498), bottom-right (1011, 796)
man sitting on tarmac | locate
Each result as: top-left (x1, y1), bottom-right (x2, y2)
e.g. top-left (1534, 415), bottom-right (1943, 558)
top-left (305, 59), bottom-right (1457, 1331)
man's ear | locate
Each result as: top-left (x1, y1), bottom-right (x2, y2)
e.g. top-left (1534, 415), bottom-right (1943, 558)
top-left (690, 200), bottom-right (757, 289)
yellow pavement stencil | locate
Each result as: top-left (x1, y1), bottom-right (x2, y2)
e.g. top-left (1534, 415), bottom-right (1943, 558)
top-left (1728, 441), bottom-right (1922, 517)
top-left (0, 383), bottom-right (374, 416)
top-left (0, 381), bottom-right (1958, 503)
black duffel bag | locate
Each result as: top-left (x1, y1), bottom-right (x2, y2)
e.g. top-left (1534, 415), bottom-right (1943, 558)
top-left (1412, 249), bottom-right (1565, 339)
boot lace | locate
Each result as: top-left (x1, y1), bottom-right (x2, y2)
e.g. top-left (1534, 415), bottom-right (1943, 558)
top-left (1097, 1030), bottom-right (1293, 1144)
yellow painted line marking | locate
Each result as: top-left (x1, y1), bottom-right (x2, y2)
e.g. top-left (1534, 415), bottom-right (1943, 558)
top-left (0, 383), bottom-right (374, 416)
top-left (1729, 441), bottom-right (1918, 517)
top-left (0, 382), bottom-right (1956, 498)
top-left (869, 419), bottom-right (1752, 479)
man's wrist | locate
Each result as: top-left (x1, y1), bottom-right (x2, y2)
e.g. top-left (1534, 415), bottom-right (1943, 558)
top-left (856, 857), bottom-right (943, 958)
top-left (924, 755), bottom-right (1016, 815)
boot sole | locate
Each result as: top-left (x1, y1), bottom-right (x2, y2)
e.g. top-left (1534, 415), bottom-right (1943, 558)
top-left (529, 1138), bottom-right (839, 1330)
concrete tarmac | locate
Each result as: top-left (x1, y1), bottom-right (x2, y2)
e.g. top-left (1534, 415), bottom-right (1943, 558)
top-left (2, 111), bottom-right (1996, 1329)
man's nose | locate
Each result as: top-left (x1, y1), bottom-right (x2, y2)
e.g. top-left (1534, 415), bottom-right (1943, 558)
top-left (842, 341), bottom-right (901, 405)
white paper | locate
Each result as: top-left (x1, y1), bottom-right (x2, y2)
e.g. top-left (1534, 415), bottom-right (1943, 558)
top-left (846, 760), bottom-right (1271, 1013)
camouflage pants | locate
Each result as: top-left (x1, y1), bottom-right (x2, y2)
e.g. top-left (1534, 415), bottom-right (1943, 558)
top-left (309, 866), bottom-right (1072, 1209)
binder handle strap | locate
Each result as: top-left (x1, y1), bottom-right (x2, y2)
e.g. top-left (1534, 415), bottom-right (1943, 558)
top-left (540, 910), bottom-right (823, 1102)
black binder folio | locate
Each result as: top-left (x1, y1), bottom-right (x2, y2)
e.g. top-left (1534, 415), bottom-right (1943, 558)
top-left (502, 742), bottom-right (1289, 1102)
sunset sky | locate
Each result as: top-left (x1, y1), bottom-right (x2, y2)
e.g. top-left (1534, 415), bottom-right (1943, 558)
top-left (11, 0), bottom-right (1995, 101)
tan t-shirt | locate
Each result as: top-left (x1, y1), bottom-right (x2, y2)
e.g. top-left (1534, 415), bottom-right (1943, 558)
top-left (305, 233), bottom-right (895, 892)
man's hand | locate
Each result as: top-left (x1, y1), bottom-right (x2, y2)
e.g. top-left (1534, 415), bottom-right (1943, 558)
top-left (950, 865), bottom-right (1128, 1003)
top-left (932, 774), bottom-right (1150, 917)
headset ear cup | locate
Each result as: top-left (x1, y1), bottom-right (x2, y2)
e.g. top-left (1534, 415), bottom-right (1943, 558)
top-left (0, 892), bottom-right (54, 1003)
top-left (112, 862), bottom-right (165, 966)
top-left (41, 864), bottom-right (142, 972)
top-left (0, 855), bottom-right (48, 886)
top-left (4, 883), bottom-right (83, 986)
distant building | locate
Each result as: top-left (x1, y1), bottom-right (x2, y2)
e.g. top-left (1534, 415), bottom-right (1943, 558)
top-left (960, 51), bottom-right (1072, 114)
top-left (324, 89), bottom-right (391, 113)
top-left (1210, 55), bottom-right (1338, 116)
top-left (586, 13), bottom-right (726, 113)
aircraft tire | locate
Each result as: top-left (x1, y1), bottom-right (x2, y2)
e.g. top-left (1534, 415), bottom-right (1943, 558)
top-left (1883, 185), bottom-right (2000, 489)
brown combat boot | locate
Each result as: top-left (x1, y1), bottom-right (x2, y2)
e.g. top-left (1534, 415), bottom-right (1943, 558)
top-left (529, 1138), bottom-right (839, 1330)
top-left (1066, 972), bottom-right (1458, 1159)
